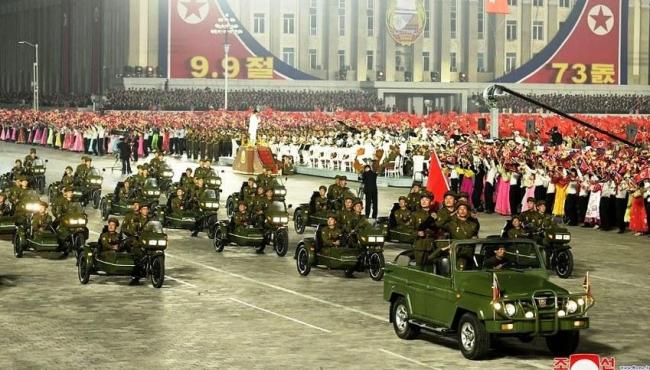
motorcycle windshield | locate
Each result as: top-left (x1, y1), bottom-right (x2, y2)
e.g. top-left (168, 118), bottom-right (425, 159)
top-left (144, 221), bottom-right (164, 234)
top-left (145, 178), bottom-right (159, 188)
top-left (201, 189), bottom-right (217, 200)
top-left (267, 201), bottom-right (287, 213)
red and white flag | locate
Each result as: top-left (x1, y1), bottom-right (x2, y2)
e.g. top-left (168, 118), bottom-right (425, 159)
top-left (486, 0), bottom-right (509, 14)
top-left (425, 150), bottom-right (450, 206)
top-left (492, 273), bottom-right (501, 302)
top-left (582, 271), bottom-right (593, 300)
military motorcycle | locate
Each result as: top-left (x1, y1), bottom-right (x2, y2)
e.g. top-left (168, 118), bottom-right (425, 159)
top-left (499, 220), bottom-right (573, 279)
top-left (26, 158), bottom-right (47, 194)
top-left (295, 224), bottom-right (385, 281)
top-left (13, 194), bottom-right (67, 258)
top-left (56, 202), bottom-right (89, 258)
top-left (161, 189), bottom-right (220, 237)
top-left (77, 221), bottom-right (167, 288)
top-left (376, 202), bottom-right (417, 245)
top-left (292, 191), bottom-right (329, 235)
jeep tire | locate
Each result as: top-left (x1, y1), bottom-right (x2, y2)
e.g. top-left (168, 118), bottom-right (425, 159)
top-left (458, 313), bottom-right (490, 360)
top-left (390, 296), bottom-right (420, 340)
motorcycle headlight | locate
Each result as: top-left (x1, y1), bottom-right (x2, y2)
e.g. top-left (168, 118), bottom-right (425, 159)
top-left (504, 303), bottom-right (516, 317)
top-left (73, 191), bottom-right (82, 196)
top-left (554, 234), bottom-right (563, 240)
top-left (77, 218), bottom-right (86, 225)
top-left (211, 202), bottom-right (219, 208)
top-left (148, 240), bottom-right (157, 246)
top-left (272, 216), bottom-right (281, 223)
top-left (147, 191), bottom-right (153, 195)
top-left (566, 300), bottom-right (578, 314)
top-left (368, 236), bottom-right (376, 242)
top-left (563, 234), bottom-right (571, 241)
top-left (375, 236), bottom-right (384, 243)
top-left (158, 240), bottom-right (167, 246)
top-left (201, 202), bottom-right (207, 207)
top-left (26, 203), bottom-right (40, 212)
top-left (163, 171), bottom-right (173, 177)
top-left (69, 219), bottom-right (79, 225)
top-left (275, 189), bottom-right (286, 195)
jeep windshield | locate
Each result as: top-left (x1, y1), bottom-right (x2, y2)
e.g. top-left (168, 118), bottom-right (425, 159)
top-left (455, 241), bottom-right (542, 271)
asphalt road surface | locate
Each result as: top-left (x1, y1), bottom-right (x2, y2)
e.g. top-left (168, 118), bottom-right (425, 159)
top-left (1, 142), bottom-right (649, 369)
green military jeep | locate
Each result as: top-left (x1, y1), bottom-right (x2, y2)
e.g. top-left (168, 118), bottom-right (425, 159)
top-left (384, 238), bottom-right (593, 360)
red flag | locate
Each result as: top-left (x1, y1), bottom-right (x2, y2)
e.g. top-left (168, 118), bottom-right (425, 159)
top-left (492, 273), bottom-right (501, 302)
top-left (582, 271), bottom-right (593, 299)
top-left (485, 0), bottom-right (509, 14)
top-left (425, 150), bottom-right (450, 205)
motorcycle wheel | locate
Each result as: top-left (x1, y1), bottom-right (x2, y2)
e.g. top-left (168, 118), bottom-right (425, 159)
top-left (293, 211), bottom-right (306, 234)
top-left (274, 229), bottom-right (289, 257)
top-left (150, 255), bottom-right (165, 288)
top-left (368, 252), bottom-right (385, 281)
top-left (553, 249), bottom-right (573, 279)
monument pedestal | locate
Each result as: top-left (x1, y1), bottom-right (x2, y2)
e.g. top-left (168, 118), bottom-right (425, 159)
top-left (232, 145), bottom-right (279, 175)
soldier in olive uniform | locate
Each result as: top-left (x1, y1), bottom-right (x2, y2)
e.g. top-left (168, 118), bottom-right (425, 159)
top-left (128, 204), bottom-right (152, 285)
top-left (406, 183), bottom-right (423, 211)
top-left (31, 201), bottom-right (53, 233)
top-left (314, 186), bottom-right (329, 214)
top-left (394, 196), bottom-right (412, 228)
top-left (0, 193), bottom-right (11, 216)
top-left (347, 199), bottom-right (370, 232)
top-left (321, 214), bottom-right (342, 250)
top-left (121, 201), bottom-right (143, 237)
top-left (411, 194), bottom-right (434, 238)
top-left (519, 197), bottom-right (538, 227)
top-left (434, 192), bottom-right (457, 228)
top-left (52, 186), bottom-right (74, 221)
top-left (118, 180), bottom-right (134, 202)
top-left (445, 202), bottom-right (480, 240)
top-left (149, 151), bottom-right (165, 175)
top-left (530, 200), bottom-right (554, 231)
top-left (507, 215), bottom-right (527, 238)
top-left (11, 159), bottom-right (25, 180)
top-left (7, 176), bottom-right (26, 205)
top-left (74, 156), bottom-right (92, 185)
top-left (99, 217), bottom-right (122, 255)
top-left (242, 177), bottom-right (257, 203)
top-left (327, 176), bottom-right (342, 201)
top-left (337, 196), bottom-right (356, 231)
top-left (170, 189), bottom-right (187, 214)
top-left (61, 166), bottom-right (75, 189)
top-left (194, 160), bottom-right (210, 180)
top-left (24, 148), bottom-right (38, 168)
top-left (180, 168), bottom-right (194, 192)
top-left (233, 201), bottom-right (251, 233)
top-left (256, 169), bottom-right (274, 190)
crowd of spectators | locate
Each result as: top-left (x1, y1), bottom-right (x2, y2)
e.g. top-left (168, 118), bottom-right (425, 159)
top-left (474, 93), bottom-right (650, 114)
top-left (105, 88), bottom-right (386, 112)
top-left (0, 91), bottom-right (90, 108)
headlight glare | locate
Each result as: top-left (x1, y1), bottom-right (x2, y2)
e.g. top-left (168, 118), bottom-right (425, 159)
top-left (566, 300), bottom-right (578, 314)
top-left (504, 303), bottom-right (516, 317)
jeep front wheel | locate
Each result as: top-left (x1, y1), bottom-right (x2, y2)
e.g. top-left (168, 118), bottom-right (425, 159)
top-left (545, 330), bottom-right (579, 357)
top-left (458, 313), bottom-right (490, 360)
top-left (390, 296), bottom-right (419, 340)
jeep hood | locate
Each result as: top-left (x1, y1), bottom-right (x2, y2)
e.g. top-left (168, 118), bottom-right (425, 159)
top-left (457, 271), bottom-right (569, 298)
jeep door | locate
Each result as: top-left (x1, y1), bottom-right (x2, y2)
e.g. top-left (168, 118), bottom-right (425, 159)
top-left (422, 268), bottom-right (456, 327)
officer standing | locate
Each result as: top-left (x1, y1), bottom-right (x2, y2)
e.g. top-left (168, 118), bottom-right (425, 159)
top-left (360, 165), bottom-right (378, 219)
top-left (435, 191), bottom-right (458, 229)
top-left (445, 202), bottom-right (480, 239)
top-left (411, 194), bottom-right (433, 237)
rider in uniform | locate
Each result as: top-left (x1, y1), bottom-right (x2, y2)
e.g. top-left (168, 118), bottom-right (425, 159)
top-left (74, 156), bottom-right (92, 185)
top-left (31, 201), bottom-right (53, 233)
top-left (321, 214), bottom-right (342, 250)
top-left (24, 148), bottom-right (38, 168)
top-left (233, 201), bottom-right (251, 234)
top-left (507, 215), bottom-right (527, 238)
top-left (519, 197), bottom-right (538, 227)
top-left (99, 217), bottom-right (122, 258)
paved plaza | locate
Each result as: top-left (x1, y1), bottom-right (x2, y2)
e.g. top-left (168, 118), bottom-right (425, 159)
top-left (1, 143), bottom-right (649, 369)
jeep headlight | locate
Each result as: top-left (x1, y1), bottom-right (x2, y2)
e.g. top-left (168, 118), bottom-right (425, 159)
top-left (524, 311), bottom-right (534, 319)
top-left (557, 310), bottom-right (566, 317)
top-left (566, 300), bottom-right (578, 314)
top-left (163, 171), bottom-right (173, 177)
top-left (493, 302), bottom-right (502, 310)
top-left (504, 303), bottom-right (516, 317)
top-left (577, 298), bottom-right (585, 306)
